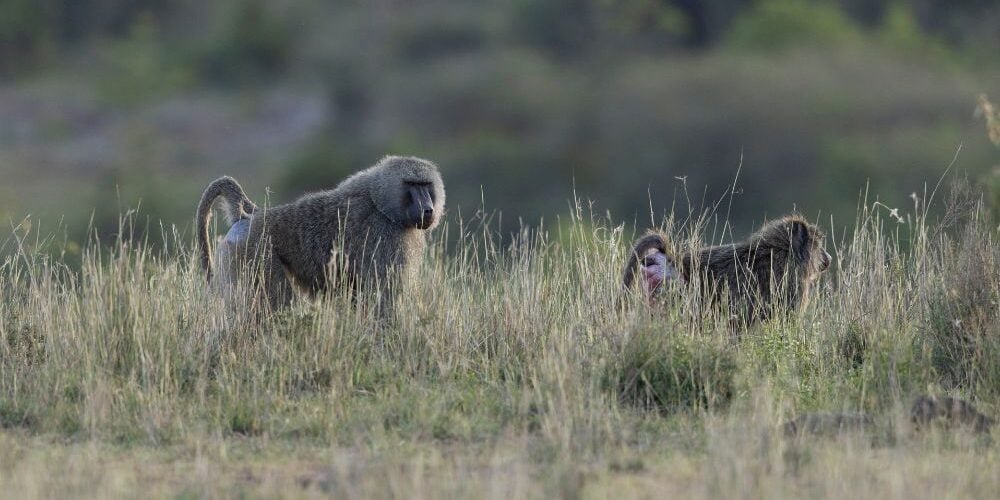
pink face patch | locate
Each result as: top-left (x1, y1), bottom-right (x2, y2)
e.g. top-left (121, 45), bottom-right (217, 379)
top-left (640, 250), bottom-right (678, 298)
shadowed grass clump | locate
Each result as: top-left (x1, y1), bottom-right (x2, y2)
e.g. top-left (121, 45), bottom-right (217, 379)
top-left (605, 319), bottom-right (735, 414)
top-left (921, 208), bottom-right (1000, 395)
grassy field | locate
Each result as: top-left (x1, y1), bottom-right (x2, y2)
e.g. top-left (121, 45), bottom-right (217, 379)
top-left (0, 184), bottom-right (997, 498)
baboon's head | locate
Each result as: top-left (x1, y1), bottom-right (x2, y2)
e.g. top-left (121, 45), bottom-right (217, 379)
top-left (371, 156), bottom-right (446, 230)
top-left (640, 247), bottom-right (681, 298)
top-left (623, 232), bottom-right (682, 302)
top-left (760, 216), bottom-right (831, 279)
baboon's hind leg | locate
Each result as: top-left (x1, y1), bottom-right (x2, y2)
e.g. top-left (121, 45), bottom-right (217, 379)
top-left (227, 241), bottom-right (295, 315)
top-left (263, 256), bottom-right (296, 312)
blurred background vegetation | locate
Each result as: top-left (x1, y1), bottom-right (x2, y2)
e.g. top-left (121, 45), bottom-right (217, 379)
top-left (0, 0), bottom-right (997, 251)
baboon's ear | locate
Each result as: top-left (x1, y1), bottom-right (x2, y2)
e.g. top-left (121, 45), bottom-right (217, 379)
top-left (790, 220), bottom-right (811, 262)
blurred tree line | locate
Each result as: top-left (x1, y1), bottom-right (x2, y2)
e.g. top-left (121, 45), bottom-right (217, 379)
top-left (1, 0), bottom-right (997, 243)
top-left (4, 0), bottom-right (998, 72)
top-left (1, 0), bottom-right (294, 77)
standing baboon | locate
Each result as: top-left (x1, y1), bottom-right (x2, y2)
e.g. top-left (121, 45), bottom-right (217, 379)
top-left (623, 216), bottom-right (831, 326)
top-left (196, 155), bottom-right (445, 311)
top-left (911, 395), bottom-right (994, 434)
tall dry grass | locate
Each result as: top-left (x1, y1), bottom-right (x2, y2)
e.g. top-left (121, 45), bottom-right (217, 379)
top-left (0, 185), bottom-right (996, 498)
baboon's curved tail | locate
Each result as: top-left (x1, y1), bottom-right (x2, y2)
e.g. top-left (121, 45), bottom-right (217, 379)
top-left (196, 176), bottom-right (256, 280)
top-left (622, 231), bottom-right (669, 291)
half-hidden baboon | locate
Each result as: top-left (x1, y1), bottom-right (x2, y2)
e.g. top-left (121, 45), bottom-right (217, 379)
top-left (622, 216), bottom-right (831, 326)
top-left (196, 155), bottom-right (445, 311)
top-left (782, 412), bottom-right (874, 438)
top-left (910, 395), bottom-right (994, 433)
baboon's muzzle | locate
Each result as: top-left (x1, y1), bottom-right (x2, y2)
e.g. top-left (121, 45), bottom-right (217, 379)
top-left (407, 184), bottom-right (437, 229)
top-left (818, 249), bottom-right (831, 271)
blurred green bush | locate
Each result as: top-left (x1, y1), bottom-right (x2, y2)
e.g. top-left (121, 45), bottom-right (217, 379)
top-left (725, 0), bottom-right (863, 50)
top-left (194, 0), bottom-right (295, 84)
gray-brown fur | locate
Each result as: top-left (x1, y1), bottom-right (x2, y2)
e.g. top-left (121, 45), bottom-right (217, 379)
top-left (782, 412), bottom-right (874, 438)
top-left (623, 216), bottom-right (831, 326)
top-left (911, 395), bottom-right (994, 433)
top-left (196, 155), bottom-right (445, 311)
